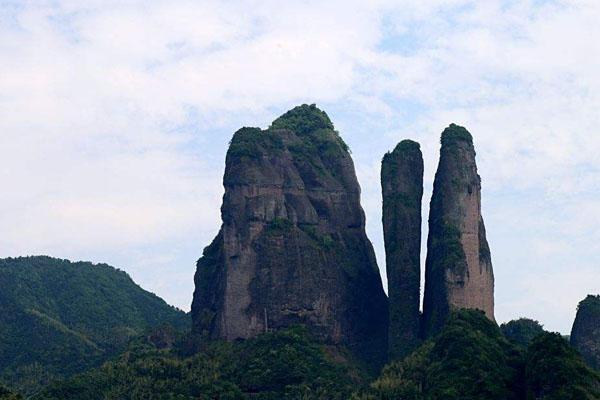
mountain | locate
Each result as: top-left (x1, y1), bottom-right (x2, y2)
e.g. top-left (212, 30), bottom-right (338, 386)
top-left (362, 310), bottom-right (600, 400)
top-left (191, 104), bottom-right (388, 369)
top-left (422, 124), bottom-right (495, 337)
top-left (381, 139), bottom-right (424, 360)
top-left (571, 295), bottom-right (600, 369)
top-left (0, 256), bottom-right (189, 394)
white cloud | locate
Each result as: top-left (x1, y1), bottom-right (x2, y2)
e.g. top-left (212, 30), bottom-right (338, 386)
top-left (0, 0), bottom-right (598, 332)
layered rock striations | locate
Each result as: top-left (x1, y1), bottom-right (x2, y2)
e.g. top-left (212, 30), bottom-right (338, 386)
top-left (422, 124), bottom-right (494, 337)
top-left (381, 140), bottom-right (423, 359)
top-left (571, 295), bottom-right (600, 369)
top-left (191, 104), bottom-right (388, 368)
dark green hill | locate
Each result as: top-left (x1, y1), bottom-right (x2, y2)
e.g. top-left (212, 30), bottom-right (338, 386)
top-left (0, 256), bottom-right (189, 395)
top-left (361, 310), bottom-right (600, 400)
top-left (33, 326), bottom-right (367, 400)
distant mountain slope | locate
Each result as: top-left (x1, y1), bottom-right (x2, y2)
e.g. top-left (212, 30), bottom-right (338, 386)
top-left (0, 256), bottom-right (189, 395)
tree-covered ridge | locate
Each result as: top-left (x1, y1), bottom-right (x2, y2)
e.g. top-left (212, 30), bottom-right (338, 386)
top-left (0, 256), bottom-right (189, 395)
top-left (357, 310), bottom-right (600, 400)
top-left (33, 310), bottom-right (600, 399)
top-left (34, 326), bottom-right (367, 400)
top-left (501, 318), bottom-right (546, 348)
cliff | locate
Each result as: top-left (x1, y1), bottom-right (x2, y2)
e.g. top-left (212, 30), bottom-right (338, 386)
top-left (422, 124), bottom-right (494, 337)
top-left (191, 104), bottom-right (388, 369)
top-left (571, 295), bottom-right (600, 369)
top-left (381, 140), bottom-right (423, 359)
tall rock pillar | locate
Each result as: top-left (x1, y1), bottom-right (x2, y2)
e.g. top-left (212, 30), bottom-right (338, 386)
top-left (191, 104), bottom-right (388, 369)
top-left (381, 140), bottom-right (423, 359)
top-left (422, 124), bottom-right (494, 337)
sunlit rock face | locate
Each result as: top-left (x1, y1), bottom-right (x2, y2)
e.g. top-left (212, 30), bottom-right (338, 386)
top-left (422, 124), bottom-right (495, 338)
top-left (381, 140), bottom-right (423, 360)
top-left (191, 104), bottom-right (388, 369)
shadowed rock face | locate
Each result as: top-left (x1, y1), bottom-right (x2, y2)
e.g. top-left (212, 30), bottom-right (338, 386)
top-left (571, 295), bottom-right (600, 369)
top-left (422, 124), bottom-right (494, 337)
top-left (381, 140), bottom-right (423, 360)
top-left (191, 104), bottom-right (388, 369)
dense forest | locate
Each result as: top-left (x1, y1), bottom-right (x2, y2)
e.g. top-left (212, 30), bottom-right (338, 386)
top-left (0, 257), bottom-right (189, 395)
top-left (27, 310), bottom-right (600, 400)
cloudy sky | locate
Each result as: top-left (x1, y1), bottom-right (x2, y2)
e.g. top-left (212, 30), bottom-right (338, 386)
top-left (1, 0), bottom-right (599, 334)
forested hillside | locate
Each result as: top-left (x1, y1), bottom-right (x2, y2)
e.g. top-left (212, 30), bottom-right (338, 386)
top-left (0, 256), bottom-right (189, 395)
top-left (32, 310), bottom-right (600, 400)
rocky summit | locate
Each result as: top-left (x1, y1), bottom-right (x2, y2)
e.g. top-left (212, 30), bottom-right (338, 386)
top-left (191, 104), bottom-right (388, 369)
top-left (571, 294), bottom-right (600, 369)
top-left (422, 124), bottom-right (495, 337)
top-left (381, 140), bottom-right (423, 360)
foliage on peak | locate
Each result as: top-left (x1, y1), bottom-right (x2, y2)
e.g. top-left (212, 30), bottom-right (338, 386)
top-left (270, 104), bottom-right (334, 135)
top-left (579, 294), bottom-right (600, 311)
top-left (501, 318), bottom-right (546, 348)
top-left (441, 123), bottom-right (473, 146)
top-left (392, 139), bottom-right (421, 154)
top-left (0, 256), bottom-right (189, 396)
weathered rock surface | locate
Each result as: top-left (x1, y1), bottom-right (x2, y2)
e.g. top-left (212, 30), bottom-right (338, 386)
top-left (422, 124), bottom-right (494, 337)
top-left (191, 104), bottom-right (388, 368)
top-left (571, 295), bottom-right (600, 369)
top-left (381, 140), bottom-right (423, 359)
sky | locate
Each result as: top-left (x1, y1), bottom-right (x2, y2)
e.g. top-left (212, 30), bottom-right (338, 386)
top-left (1, 0), bottom-right (599, 334)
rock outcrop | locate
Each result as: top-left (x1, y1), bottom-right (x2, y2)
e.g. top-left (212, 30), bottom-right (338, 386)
top-left (571, 295), bottom-right (600, 369)
top-left (191, 104), bottom-right (388, 369)
top-left (381, 140), bottom-right (423, 359)
top-left (422, 124), bottom-right (494, 337)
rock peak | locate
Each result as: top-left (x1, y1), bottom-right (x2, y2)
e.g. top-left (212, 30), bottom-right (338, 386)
top-left (192, 107), bottom-right (388, 370)
top-left (381, 139), bottom-right (424, 360)
top-left (422, 125), bottom-right (494, 337)
top-left (441, 123), bottom-right (473, 146)
top-left (270, 103), bottom-right (334, 135)
top-left (571, 294), bottom-right (600, 369)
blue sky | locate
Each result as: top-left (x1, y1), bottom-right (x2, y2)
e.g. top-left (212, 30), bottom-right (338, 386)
top-left (1, 0), bottom-right (599, 334)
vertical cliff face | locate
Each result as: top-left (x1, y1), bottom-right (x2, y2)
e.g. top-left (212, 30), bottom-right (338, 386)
top-left (381, 140), bottom-right (423, 359)
top-left (422, 124), bottom-right (494, 337)
top-left (192, 104), bottom-right (388, 368)
top-left (571, 295), bottom-right (600, 369)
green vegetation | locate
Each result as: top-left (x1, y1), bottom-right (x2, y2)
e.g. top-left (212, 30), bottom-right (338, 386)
top-left (501, 318), bottom-right (545, 348)
top-left (0, 256), bottom-right (189, 395)
top-left (270, 104), bottom-right (334, 135)
top-left (440, 123), bottom-right (473, 146)
top-left (34, 326), bottom-right (365, 400)
top-left (300, 225), bottom-right (335, 249)
top-left (6, 296), bottom-right (600, 399)
top-left (0, 385), bottom-right (22, 400)
top-left (364, 310), bottom-right (521, 400)
top-left (270, 104), bottom-right (349, 153)
top-left (525, 333), bottom-right (600, 399)
top-left (227, 127), bottom-right (284, 161)
top-left (356, 310), bottom-right (600, 400)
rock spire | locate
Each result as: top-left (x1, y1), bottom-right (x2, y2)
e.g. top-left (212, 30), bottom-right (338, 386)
top-left (422, 124), bottom-right (494, 337)
top-left (381, 140), bottom-right (423, 359)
